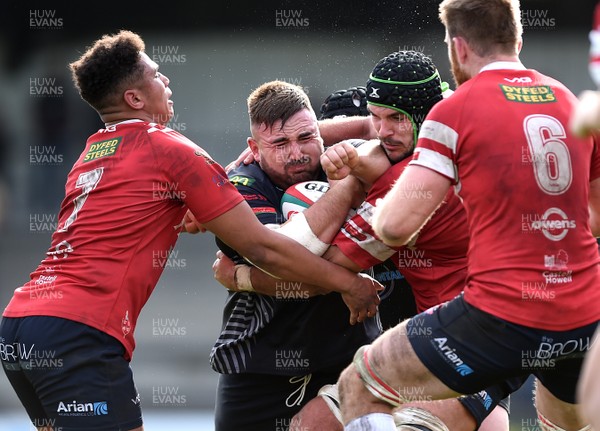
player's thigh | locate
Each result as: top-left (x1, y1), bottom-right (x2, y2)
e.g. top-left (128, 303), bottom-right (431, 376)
top-left (367, 319), bottom-right (460, 399)
top-left (533, 320), bottom-right (598, 410)
top-left (405, 294), bottom-right (543, 396)
top-left (1, 316), bottom-right (142, 431)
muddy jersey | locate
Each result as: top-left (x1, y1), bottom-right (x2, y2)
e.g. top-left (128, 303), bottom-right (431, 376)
top-left (3, 120), bottom-right (243, 359)
top-left (410, 62), bottom-right (600, 330)
top-left (333, 160), bottom-right (468, 313)
top-left (210, 162), bottom-right (377, 375)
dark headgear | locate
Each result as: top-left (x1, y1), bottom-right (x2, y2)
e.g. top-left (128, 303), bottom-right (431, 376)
top-left (366, 51), bottom-right (446, 143)
top-left (319, 86), bottom-right (369, 120)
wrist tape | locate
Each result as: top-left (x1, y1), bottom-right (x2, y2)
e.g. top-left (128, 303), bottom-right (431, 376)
top-left (234, 265), bottom-right (254, 292)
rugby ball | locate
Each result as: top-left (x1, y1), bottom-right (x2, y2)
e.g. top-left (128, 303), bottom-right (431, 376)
top-left (281, 180), bottom-right (330, 221)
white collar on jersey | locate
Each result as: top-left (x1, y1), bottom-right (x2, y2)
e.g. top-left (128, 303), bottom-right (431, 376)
top-left (479, 61), bottom-right (526, 73)
top-left (104, 119), bottom-right (144, 128)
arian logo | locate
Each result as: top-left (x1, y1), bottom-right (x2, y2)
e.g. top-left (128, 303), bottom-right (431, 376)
top-left (57, 400), bottom-right (108, 416)
top-left (432, 337), bottom-right (474, 376)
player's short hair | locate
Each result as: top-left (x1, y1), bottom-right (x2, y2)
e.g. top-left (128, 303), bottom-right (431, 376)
top-left (319, 86), bottom-right (369, 120)
top-left (247, 80), bottom-right (313, 131)
top-left (69, 30), bottom-right (146, 111)
top-left (366, 50), bottom-right (444, 141)
top-left (439, 0), bottom-right (522, 57)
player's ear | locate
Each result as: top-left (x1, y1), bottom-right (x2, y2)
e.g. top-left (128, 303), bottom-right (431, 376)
top-left (452, 36), bottom-right (470, 63)
top-left (247, 137), bottom-right (261, 163)
top-left (123, 89), bottom-right (144, 110)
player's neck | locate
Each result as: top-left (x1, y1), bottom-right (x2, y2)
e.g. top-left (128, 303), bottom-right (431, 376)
top-left (476, 53), bottom-right (521, 74)
top-left (100, 107), bottom-right (154, 126)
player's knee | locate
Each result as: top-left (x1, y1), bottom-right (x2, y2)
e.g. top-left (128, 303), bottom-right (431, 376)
top-left (537, 411), bottom-right (591, 431)
top-left (290, 395), bottom-right (343, 431)
top-left (289, 410), bottom-right (308, 431)
top-left (338, 363), bottom-right (361, 404)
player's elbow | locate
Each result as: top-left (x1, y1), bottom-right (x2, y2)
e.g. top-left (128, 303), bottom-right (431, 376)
top-left (372, 213), bottom-right (413, 247)
top-left (373, 198), bottom-right (434, 247)
top-left (376, 224), bottom-right (414, 247)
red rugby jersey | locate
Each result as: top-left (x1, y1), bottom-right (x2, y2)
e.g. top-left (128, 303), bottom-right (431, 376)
top-left (3, 120), bottom-right (243, 359)
top-left (333, 159), bottom-right (469, 312)
top-left (410, 62), bottom-right (600, 330)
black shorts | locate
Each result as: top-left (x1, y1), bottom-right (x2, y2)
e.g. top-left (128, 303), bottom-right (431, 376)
top-left (458, 391), bottom-right (511, 429)
top-left (0, 316), bottom-right (142, 431)
top-left (214, 369), bottom-right (342, 431)
top-left (406, 293), bottom-right (598, 404)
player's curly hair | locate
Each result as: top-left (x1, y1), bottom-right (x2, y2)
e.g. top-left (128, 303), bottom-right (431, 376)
top-left (247, 80), bottom-right (313, 131)
top-left (69, 30), bottom-right (146, 111)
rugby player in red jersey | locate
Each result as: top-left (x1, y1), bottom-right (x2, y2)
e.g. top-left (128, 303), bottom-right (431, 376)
top-left (337, 1), bottom-right (600, 430)
top-left (291, 51), bottom-right (510, 431)
top-left (0, 30), bottom-right (381, 431)
top-left (575, 3), bottom-right (600, 429)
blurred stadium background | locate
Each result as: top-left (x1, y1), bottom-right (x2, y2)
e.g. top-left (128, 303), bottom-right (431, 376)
top-left (0, 1), bottom-right (597, 430)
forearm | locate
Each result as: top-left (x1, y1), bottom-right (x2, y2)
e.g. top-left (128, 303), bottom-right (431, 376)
top-left (350, 140), bottom-right (392, 186)
top-left (319, 116), bottom-right (376, 147)
top-left (205, 203), bottom-right (358, 293)
top-left (249, 244), bottom-right (364, 297)
top-left (322, 244), bottom-right (363, 273)
top-left (219, 242), bottom-right (364, 299)
top-left (240, 233), bottom-right (381, 324)
top-left (206, 202), bottom-right (381, 323)
top-left (303, 175), bottom-right (364, 243)
top-left (320, 140), bottom-right (391, 188)
top-left (247, 233), bottom-right (360, 295)
top-left (213, 238), bottom-right (339, 298)
top-left (373, 165), bottom-right (449, 246)
top-left (248, 267), bottom-right (328, 297)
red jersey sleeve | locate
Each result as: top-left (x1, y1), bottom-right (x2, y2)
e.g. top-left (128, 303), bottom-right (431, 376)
top-left (409, 101), bottom-right (460, 185)
top-left (333, 163), bottom-right (405, 268)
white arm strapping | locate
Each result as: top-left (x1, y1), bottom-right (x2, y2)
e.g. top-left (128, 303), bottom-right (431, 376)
top-left (269, 212), bottom-right (329, 256)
